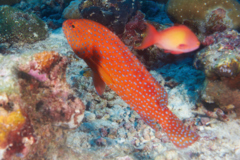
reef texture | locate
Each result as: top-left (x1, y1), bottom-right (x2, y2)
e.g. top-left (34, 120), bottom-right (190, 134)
top-left (79, 0), bottom-right (141, 34)
top-left (141, 0), bottom-right (172, 25)
top-left (166, 0), bottom-right (240, 36)
top-left (62, 0), bottom-right (83, 19)
top-left (0, 51), bottom-right (85, 159)
top-left (0, 0), bottom-right (20, 5)
top-left (120, 11), bottom-right (146, 47)
top-left (62, 0), bottom-right (141, 34)
top-left (0, 5), bottom-right (48, 44)
top-left (0, 94), bottom-right (35, 160)
top-left (194, 29), bottom-right (240, 117)
top-left (18, 51), bottom-right (85, 129)
top-left (14, 0), bottom-right (67, 29)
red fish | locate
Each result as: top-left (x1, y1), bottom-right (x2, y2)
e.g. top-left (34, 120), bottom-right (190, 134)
top-left (63, 19), bottom-right (199, 148)
top-left (135, 23), bottom-right (200, 54)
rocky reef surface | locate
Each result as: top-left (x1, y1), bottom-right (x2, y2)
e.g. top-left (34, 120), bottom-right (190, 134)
top-left (0, 5), bottom-right (48, 44)
top-left (166, 0), bottom-right (240, 38)
top-left (0, 48), bottom-right (85, 159)
top-left (194, 29), bottom-right (240, 118)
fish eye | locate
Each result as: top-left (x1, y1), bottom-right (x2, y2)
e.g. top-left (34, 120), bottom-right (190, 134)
top-left (72, 25), bottom-right (75, 28)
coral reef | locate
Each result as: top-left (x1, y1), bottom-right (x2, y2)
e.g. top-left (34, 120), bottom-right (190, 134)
top-left (0, 108), bottom-right (26, 149)
top-left (63, 0), bottom-right (140, 34)
top-left (14, 0), bottom-right (66, 29)
top-left (62, 0), bottom-right (82, 19)
top-left (0, 0), bottom-right (20, 6)
top-left (0, 51), bottom-right (85, 159)
top-left (155, 0), bottom-right (168, 3)
top-left (19, 51), bottom-right (85, 129)
top-left (18, 0), bottom-right (65, 18)
top-left (195, 30), bottom-right (240, 78)
top-left (0, 5), bottom-right (48, 44)
top-left (75, 0), bottom-right (141, 34)
top-left (195, 29), bottom-right (240, 79)
top-left (166, 0), bottom-right (240, 36)
top-left (194, 29), bottom-right (240, 117)
top-left (120, 11), bottom-right (146, 46)
top-left (140, 0), bottom-right (172, 24)
top-left (0, 95), bottom-right (35, 159)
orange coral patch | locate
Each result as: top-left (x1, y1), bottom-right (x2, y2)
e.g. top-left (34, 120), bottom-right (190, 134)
top-left (0, 109), bottom-right (26, 149)
top-left (33, 51), bottom-right (59, 72)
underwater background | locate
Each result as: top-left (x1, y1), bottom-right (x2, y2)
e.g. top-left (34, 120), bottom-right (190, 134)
top-left (0, 0), bottom-right (240, 159)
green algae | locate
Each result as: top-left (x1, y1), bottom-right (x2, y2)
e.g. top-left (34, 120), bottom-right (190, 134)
top-left (0, 5), bottom-right (48, 44)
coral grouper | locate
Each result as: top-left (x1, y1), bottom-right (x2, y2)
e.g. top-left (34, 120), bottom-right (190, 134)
top-left (63, 19), bottom-right (199, 148)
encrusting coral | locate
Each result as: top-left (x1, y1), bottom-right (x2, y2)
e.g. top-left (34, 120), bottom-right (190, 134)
top-left (0, 108), bottom-right (26, 149)
top-left (0, 93), bottom-right (35, 159)
top-left (31, 51), bottom-right (59, 73)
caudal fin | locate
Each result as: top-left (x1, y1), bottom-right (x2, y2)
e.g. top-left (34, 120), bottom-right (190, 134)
top-left (135, 23), bottom-right (158, 50)
top-left (160, 111), bottom-right (199, 148)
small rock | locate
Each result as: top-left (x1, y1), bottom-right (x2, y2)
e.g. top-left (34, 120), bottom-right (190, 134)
top-left (84, 111), bottom-right (96, 121)
top-left (164, 150), bottom-right (178, 160)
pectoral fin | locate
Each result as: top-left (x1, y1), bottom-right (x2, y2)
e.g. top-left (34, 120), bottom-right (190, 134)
top-left (135, 23), bottom-right (158, 50)
top-left (84, 58), bottom-right (114, 96)
top-left (93, 71), bottom-right (106, 96)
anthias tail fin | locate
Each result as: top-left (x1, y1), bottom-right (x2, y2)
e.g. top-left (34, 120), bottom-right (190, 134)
top-left (135, 23), bottom-right (158, 50)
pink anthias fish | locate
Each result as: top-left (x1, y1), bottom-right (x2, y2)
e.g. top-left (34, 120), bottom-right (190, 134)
top-left (135, 23), bottom-right (200, 54)
top-left (63, 19), bottom-right (199, 148)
